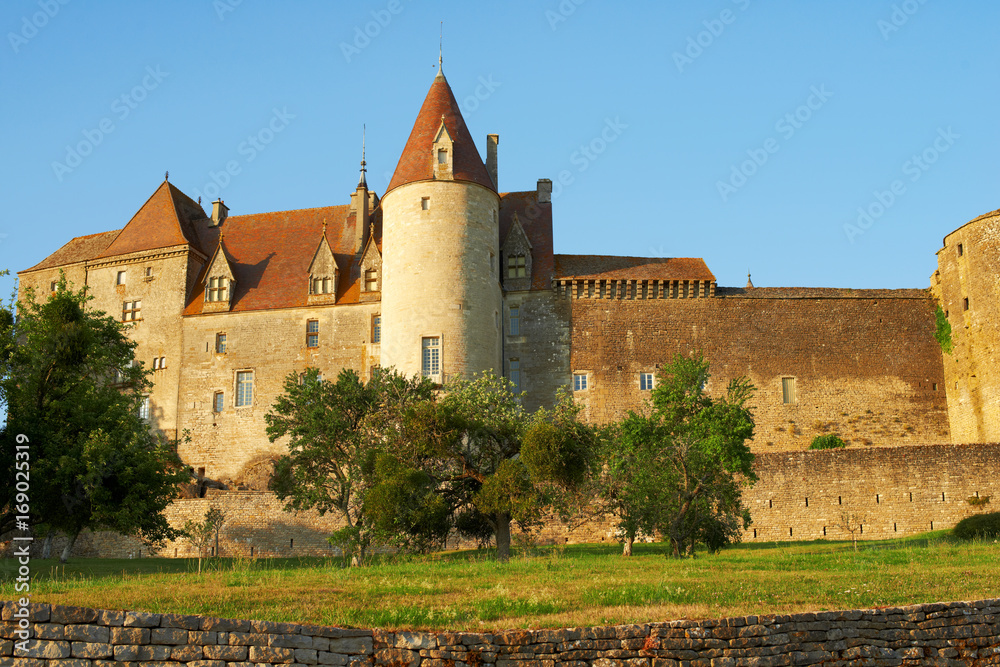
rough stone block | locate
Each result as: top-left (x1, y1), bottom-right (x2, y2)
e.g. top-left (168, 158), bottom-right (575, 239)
top-left (203, 645), bottom-right (248, 661)
top-left (70, 642), bottom-right (113, 659)
top-left (161, 615), bottom-right (202, 631)
top-left (249, 645), bottom-right (295, 663)
top-left (187, 632), bottom-right (218, 646)
top-left (374, 648), bottom-right (419, 667)
top-left (327, 638), bottom-right (373, 655)
top-left (278, 635), bottom-right (313, 649)
top-left (317, 652), bottom-right (349, 666)
top-left (136, 644), bottom-right (172, 660)
top-left (13, 640), bottom-right (71, 659)
top-left (113, 644), bottom-right (139, 661)
top-left (50, 607), bottom-right (99, 626)
top-left (394, 634), bottom-right (435, 651)
top-left (294, 649), bottom-right (319, 664)
top-left (33, 624), bottom-right (65, 640)
top-left (170, 645), bottom-right (204, 662)
top-left (152, 628), bottom-right (189, 645)
top-left (110, 628), bottom-right (148, 645)
top-left (98, 611), bottom-right (124, 628)
top-left (201, 618), bottom-right (251, 633)
top-left (65, 625), bottom-right (110, 644)
top-left (123, 612), bottom-right (161, 628)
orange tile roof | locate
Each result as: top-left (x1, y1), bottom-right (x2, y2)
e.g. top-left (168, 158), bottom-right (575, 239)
top-left (21, 229), bottom-right (120, 272)
top-left (387, 71), bottom-right (495, 194)
top-left (500, 191), bottom-right (553, 290)
top-left (97, 181), bottom-right (207, 258)
top-left (183, 204), bottom-right (379, 314)
top-left (554, 255), bottom-right (716, 282)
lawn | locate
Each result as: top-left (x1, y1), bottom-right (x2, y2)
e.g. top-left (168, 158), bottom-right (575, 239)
top-left (2, 533), bottom-right (998, 631)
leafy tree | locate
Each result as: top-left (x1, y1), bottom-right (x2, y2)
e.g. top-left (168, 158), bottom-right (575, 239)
top-left (601, 353), bottom-right (756, 557)
top-left (395, 373), bottom-right (597, 561)
top-left (934, 306), bottom-right (952, 354)
top-left (0, 277), bottom-right (188, 561)
top-left (265, 367), bottom-right (435, 564)
top-left (809, 434), bottom-right (847, 450)
top-left (183, 506), bottom-right (225, 573)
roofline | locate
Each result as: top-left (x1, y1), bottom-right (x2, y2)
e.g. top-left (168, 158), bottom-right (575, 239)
top-left (381, 178), bottom-right (500, 203)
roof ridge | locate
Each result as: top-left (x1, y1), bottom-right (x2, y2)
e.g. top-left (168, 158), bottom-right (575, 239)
top-left (226, 203), bottom-right (350, 220)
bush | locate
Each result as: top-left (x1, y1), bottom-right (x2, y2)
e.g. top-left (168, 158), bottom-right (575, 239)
top-left (809, 434), bottom-right (847, 450)
top-left (953, 512), bottom-right (1000, 540)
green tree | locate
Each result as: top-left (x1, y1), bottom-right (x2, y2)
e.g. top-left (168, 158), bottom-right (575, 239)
top-left (183, 506), bottom-right (225, 574)
top-left (396, 373), bottom-right (597, 561)
top-left (265, 367), bottom-right (436, 564)
top-left (602, 353), bottom-right (757, 557)
top-left (0, 278), bottom-right (188, 562)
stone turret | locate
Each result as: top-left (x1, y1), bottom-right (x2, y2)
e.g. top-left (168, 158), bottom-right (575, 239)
top-left (379, 69), bottom-right (502, 382)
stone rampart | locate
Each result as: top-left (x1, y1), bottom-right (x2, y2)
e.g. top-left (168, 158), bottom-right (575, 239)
top-left (3, 600), bottom-right (1000, 666)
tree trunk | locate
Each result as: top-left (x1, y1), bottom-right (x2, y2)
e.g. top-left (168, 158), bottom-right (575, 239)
top-left (59, 530), bottom-right (79, 563)
top-left (622, 534), bottom-right (634, 556)
top-left (495, 514), bottom-right (512, 562)
top-left (42, 532), bottom-right (53, 559)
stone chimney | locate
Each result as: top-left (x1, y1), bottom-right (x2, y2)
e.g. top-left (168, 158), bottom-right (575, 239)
top-left (537, 178), bottom-right (552, 204)
top-left (351, 185), bottom-right (371, 253)
top-left (486, 134), bottom-right (499, 191)
top-left (211, 199), bottom-right (228, 226)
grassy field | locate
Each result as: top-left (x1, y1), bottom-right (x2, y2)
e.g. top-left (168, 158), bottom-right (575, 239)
top-left (2, 533), bottom-right (998, 631)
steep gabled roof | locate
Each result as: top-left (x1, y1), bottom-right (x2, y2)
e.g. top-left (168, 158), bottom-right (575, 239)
top-left (499, 191), bottom-right (553, 290)
top-left (97, 180), bottom-right (207, 258)
top-left (554, 255), bottom-right (716, 282)
top-left (387, 71), bottom-right (495, 193)
top-left (20, 229), bottom-right (120, 273)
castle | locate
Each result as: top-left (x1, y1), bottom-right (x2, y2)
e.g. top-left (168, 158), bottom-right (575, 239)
top-left (17, 66), bottom-right (1000, 553)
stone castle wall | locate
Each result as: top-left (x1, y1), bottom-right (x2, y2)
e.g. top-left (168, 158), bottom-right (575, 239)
top-left (932, 210), bottom-right (1000, 443)
top-left (568, 288), bottom-right (950, 451)
top-left (4, 600), bottom-right (1000, 666)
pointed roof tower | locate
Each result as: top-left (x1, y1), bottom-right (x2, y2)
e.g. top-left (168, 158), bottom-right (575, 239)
top-left (386, 70), bottom-right (495, 194)
top-left (97, 180), bottom-right (206, 258)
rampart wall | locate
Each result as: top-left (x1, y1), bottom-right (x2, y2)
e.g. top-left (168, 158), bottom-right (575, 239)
top-left (4, 600), bottom-right (1000, 666)
top-left (568, 288), bottom-right (950, 451)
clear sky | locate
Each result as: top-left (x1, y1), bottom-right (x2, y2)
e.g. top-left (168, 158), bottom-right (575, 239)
top-left (1, 0), bottom-right (997, 299)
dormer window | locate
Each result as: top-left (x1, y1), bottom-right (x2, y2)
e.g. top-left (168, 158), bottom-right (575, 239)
top-left (206, 277), bottom-right (229, 302)
top-left (508, 255), bottom-right (526, 279)
top-left (365, 269), bottom-right (378, 292)
top-left (310, 276), bottom-right (334, 295)
top-left (437, 149), bottom-right (448, 164)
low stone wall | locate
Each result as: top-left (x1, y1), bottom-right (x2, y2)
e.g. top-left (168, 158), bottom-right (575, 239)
top-left (3, 600), bottom-right (1000, 667)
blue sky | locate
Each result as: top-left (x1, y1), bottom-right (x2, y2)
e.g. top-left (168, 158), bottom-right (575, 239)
top-left (1, 0), bottom-right (997, 298)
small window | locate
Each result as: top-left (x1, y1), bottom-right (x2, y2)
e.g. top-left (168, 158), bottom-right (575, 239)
top-left (310, 276), bottom-right (334, 295)
top-left (152, 357), bottom-right (159, 370)
top-left (490, 253), bottom-right (496, 274)
top-left (206, 276), bottom-right (229, 302)
top-left (963, 297), bottom-right (969, 311)
top-left (153, 357), bottom-right (165, 370)
top-left (508, 307), bottom-right (520, 336)
top-left (145, 267), bottom-right (154, 279)
top-left (957, 243), bottom-right (964, 256)
top-left (159, 356), bottom-right (166, 369)
top-left (139, 396), bottom-right (150, 421)
top-left (437, 149), bottom-right (447, 164)
top-left (507, 255), bottom-right (526, 278)
top-left (422, 337), bottom-right (441, 379)
top-left (573, 373), bottom-right (588, 391)
top-left (365, 269), bottom-right (378, 292)
top-left (782, 377), bottom-right (796, 404)
top-left (213, 392), bottom-right (225, 413)
top-left (236, 371), bottom-right (253, 407)
top-left (216, 333), bottom-right (227, 354)
top-left (122, 300), bottom-right (141, 321)
top-left (50, 281), bottom-right (58, 292)
top-left (421, 197), bottom-right (430, 210)
top-left (306, 320), bottom-right (319, 348)
top-left (509, 358), bottom-right (520, 392)
top-left (117, 270), bottom-right (127, 285)
top-left (372, 315), bottom-right (381, 344)
top-left (640, 372), bottom-right (655, 391)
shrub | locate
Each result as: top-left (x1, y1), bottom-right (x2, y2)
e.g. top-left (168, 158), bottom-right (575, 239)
top-left (809, 434), bottom-right (847, 450)
top-left (934, 306), bottom-right (953, 354)
top-left (953, 512), bottom-right (1000, 540)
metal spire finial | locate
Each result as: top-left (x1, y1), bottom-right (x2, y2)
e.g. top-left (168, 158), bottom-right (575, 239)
top-left (358, 124), bottom-right (368, 189)
top-left (165, 170), bottom-right (169, 181)
top-left (438, 22), bottom-right (443, 74)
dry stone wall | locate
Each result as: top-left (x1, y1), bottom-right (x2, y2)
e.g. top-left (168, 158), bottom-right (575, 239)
top-left (4, 600), bottom-right (1000, 667)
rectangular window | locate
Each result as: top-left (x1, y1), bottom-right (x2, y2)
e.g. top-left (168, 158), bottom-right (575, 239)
top-left (206, 276), bottom-right (229, 302)
top-left (306, 320), bottom-right (319, 348)
top-left (437, 149), bottom-right (447, 164)
top-left (139, 396), bottom-right (150, 421)
top-left (421, 197), bottom-right (430, 210)
top-left (422, 337), bottom-right (441, 379)
top-left (117, 270), bottom-right (126, 285)
top-left (782, 377), bottom-right (797, 404)
top-left (145, 266), bottom-right (154, 279)
top-left (509, 358), bottom-right (520, 392)
top-left (213, 392), bottom-right (225, 413)
top-left (958, 243), bottom-right (964, 256)
top-left (573, 373), bottom-right (588, 391)
top-left (50, 281), bottom-right (58, 292)
top-left (310, 276), bottom-right (333, 295)
top-left (963, 297), bottom-right (970, 311)
top-left (507, 255), bottom-right (526, 278)
top-left (372, 315), bottom-right (381, 344)
top-left (236, 371), bottom-right (253, 407)
top-left (215, 333), bottom-right (227, 354)
top-left (122, 300), bottom-right (141, 321)
top-left (508, 306), bottom-right (520, 336)
top-left (640, 372), bottom-right (655, 391)
top-left (365, 269), bottom-right (378, 292)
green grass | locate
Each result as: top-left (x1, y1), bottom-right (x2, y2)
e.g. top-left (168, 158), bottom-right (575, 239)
top-left (2, 534), bottom-right (998, 631)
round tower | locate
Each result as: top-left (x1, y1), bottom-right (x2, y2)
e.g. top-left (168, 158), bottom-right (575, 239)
top-left (379, 69), bottom-right (502, 382)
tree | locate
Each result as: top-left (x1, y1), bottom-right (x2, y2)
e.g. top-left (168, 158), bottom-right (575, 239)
top-left (183, 507), bottom-right (225, 573)
top-left (395, 373), bottom-right (597, 561)
top-left (601, 353), bottom-right (757, 557)
top-left (0, 277), bottom-right (188, 561)
top-left (265, 367), bottom-right (436, 564)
